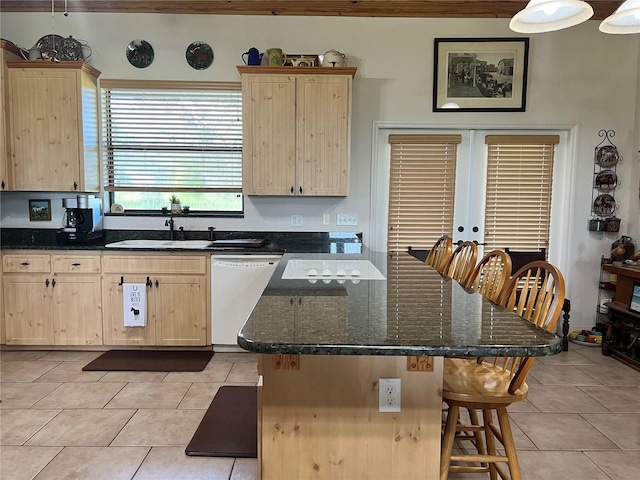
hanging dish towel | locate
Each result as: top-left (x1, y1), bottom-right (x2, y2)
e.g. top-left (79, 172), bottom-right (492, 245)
top-left (123, 283), bottom-right (147, 327)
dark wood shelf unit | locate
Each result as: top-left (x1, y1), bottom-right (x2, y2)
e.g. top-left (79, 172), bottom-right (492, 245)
top-left (600, 264), bottom-right (640, 371)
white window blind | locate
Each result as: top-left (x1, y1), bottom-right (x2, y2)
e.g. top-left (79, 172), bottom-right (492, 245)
top-left (388, 134), bottom-right (462, 253)
top-left (484, 135), bottom-right (560, 253)
top-left (101, 80), bottom-right (242, 192)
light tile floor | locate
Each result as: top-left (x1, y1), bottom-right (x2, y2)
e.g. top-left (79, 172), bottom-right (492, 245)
top-left (1, 345), bottom-right (639, 480)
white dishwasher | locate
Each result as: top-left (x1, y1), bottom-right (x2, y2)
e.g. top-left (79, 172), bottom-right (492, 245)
top-left (211, 254), bottom-right (282, 351)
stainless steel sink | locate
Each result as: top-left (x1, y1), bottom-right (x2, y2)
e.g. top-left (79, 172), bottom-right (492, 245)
top-left (105, 240), bottom-right (213, 249)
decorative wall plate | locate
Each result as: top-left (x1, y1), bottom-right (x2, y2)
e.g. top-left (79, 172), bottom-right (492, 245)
top-left (186, 41), bottom-right (213, 70)
top-left (596, 145), bottom-right (619, 168)
top-left (35, 34), bottom-right (86, 61)
top-left (594, 169), bottom-right (618, 192)
top-left (593, 193), bottom-right (616, 217)
top-left (126, 39), bottom-right (154, 68)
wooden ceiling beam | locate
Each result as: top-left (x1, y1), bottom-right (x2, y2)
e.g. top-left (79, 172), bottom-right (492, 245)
top-left (0, 1), bottom-right (623, 21)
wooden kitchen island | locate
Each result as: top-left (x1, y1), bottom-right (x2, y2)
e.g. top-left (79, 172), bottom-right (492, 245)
top-left (238, 252), bottom-right (562, 480)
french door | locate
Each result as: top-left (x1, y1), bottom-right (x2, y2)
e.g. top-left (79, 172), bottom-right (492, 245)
top-left (372, 125), bottom-right (572, 266)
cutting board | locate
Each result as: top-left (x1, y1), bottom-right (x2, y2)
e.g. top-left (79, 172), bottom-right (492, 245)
top-left (210, 238), bottom-right (266, 248)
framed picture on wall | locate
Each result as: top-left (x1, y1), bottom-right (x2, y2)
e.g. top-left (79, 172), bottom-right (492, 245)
top-left (433, 37), bottom-right (529, 112)
top-left (630, 283), bottom-right (640, 315)
top-left (29, 199), bottom-right (51, 221)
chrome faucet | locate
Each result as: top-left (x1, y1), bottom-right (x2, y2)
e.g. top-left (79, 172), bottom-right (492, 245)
top-left (165, 217), bottom-right (175, 240)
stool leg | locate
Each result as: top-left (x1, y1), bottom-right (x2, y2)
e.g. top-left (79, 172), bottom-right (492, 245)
top-left (483, 409), bottom-right (498, 480)
top-left (468, 408), bottom-right (487, 458)
top-left (440, 403), bottom-right (459, 480)
top-left (497, 407), bottom-right (522, 480)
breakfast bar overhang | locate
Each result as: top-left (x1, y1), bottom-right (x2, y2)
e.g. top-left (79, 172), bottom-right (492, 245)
top-left (238, 252), bottom-right (562, 480)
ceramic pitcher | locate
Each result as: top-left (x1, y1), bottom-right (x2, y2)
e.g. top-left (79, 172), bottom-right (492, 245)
top-left (242, 47), bottom-right (263, 66)
top-left (266, 48), bottom-right (284, 66)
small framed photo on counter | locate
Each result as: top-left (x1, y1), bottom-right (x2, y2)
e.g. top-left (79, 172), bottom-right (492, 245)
top-left (29, 199), bottom-right (51, 221)
top-left (630, 283), bottom-right (640, 315)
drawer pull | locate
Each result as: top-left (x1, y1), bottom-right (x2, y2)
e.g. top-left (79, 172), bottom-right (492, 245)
top-left (146, 277), bottom-right (152, 288)
top-left (71, 262), bottom-right (81, 267)
top-left (52, 279), bottom-right (56, 287)
top-left (45, 279), bottom-right (50, 287)
top-left (20, 262), bottom-right (30, 266)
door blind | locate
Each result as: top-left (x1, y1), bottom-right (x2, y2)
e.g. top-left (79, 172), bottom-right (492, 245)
top-left (101, 80), bottom-right (242, 192)
top-left (388, 134), bottom-right (462, 253)
top-left (484, 135), bottom-right (560, 253)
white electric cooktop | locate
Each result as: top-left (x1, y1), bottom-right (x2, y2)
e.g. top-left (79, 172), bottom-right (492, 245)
top-left (282, 259), bottom-right (386, 282)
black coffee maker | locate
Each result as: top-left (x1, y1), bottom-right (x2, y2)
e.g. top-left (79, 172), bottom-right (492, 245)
top-left (57, 195), bottom-right (104, 244)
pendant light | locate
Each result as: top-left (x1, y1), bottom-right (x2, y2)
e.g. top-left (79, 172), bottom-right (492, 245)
top-left (510, 0), bottom-right (594, 33)
top-left (599, 0), bottom-right (640, 34)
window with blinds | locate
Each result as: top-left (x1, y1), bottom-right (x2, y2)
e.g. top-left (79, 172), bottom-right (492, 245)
top-left (388, 134), bottom-right (462, 253)
top-left (101, 80), bottom-right (243, 212)
top-left (483, 135), bottom-right (560, 253)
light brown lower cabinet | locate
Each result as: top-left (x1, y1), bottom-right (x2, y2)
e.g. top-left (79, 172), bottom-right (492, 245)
top-left (101, 253), bottom-right (209, 346)
top-left (2, 252), bottom-right (102, 345)
top-left (1, 251), bottom-right (209, 347)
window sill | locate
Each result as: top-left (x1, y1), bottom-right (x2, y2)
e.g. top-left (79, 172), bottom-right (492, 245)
top-left (104, 211), bottom-right (244, 218)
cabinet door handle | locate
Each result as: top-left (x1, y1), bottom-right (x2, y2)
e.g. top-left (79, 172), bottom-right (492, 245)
top-left (298, 297), bottom-right (302, 306)
top-left (51, 279), bottom-right (56, 287)
top-left (146, 277), bottom-right (152, 288)
top-left (290, 297), bottom-right (293, 306)
top-left (73, 182), bottom-right (78, 190)
top-left (45, 279), bottom-right (50, 287)
top-left (290, 186), bottom-right (294, 195)
top-left (155, 279), bottom-right (159, 288)
top-left (1, 180), bottom-right (4, 189)
top-left (299, 186), bottom-right (303, 195)
top-left (118, 276), bottom-right (124, 286)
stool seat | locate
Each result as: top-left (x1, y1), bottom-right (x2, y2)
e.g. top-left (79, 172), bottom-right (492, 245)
top-left (443, 358), bottom-right (529, 406)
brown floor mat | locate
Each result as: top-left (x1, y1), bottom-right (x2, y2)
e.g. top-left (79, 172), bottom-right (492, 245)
top-left (185, 385), bottom-right (257, 458)
top-left (82, 350), bottom-right (214, 371)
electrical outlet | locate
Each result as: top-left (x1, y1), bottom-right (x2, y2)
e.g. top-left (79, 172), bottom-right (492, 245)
top-left (290, 215), bottom-right (303, 227)
top-left (336, 214), bottom-right (358, 226)
top-left (322, 213), bottom-right (331, 226)
top-left (379, 378), bottom-right (401, 412)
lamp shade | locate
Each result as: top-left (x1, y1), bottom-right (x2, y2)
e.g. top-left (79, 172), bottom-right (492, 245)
top-left (599, 0), bottom-right (640, 34)
top-left (510, 0), bottom-right (594, 33)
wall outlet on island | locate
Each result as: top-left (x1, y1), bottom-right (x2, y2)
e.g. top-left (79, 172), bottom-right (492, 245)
top-left (290, 214), bottom-right (303, 227)
top-left (379, 377), bottom-right (401, 412)
top-left (337, 213), bottom-right (358, 226)
top-left (322, 213), bottom-right (330, 225)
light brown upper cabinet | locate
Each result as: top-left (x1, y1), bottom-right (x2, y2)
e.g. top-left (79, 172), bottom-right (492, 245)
top-left (7, 61), bottom-right (101, 192)
top-left (1, 41), bottom-right (21, 191)
top-left (238, 66), bottom-right (356, 196)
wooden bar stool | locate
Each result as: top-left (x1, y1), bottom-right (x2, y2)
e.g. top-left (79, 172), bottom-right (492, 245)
top-left (440, 261), bottom-right (565, 480)
top-left (425, 235), bottom-right (453, 273)
top-left (443, 241), bottom-right (478, 286)
top-left (465, 250), bottom-right (512, 302)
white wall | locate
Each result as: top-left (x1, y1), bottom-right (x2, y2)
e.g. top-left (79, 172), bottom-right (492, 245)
top-left (1, 12), bottom-right (639, 330)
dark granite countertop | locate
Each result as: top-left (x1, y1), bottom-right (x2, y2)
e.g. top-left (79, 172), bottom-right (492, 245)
top-left (0, 229), bottom-right (362, 255)
top-left (238, 251), bottom-right (562, 357)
